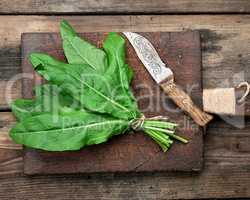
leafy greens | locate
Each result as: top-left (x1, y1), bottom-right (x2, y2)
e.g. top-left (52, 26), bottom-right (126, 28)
top-left (9, 20), bottom-right (187, 152)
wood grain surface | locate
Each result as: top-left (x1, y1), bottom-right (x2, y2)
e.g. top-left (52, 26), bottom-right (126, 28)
top-left (0, 15), bottom-right (250, 199)
top-left (21, 31), bottom-right (203, 174)
top-left (1, 0), bottom-right (250, 14)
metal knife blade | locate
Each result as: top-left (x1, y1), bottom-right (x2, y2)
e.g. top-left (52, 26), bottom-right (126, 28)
top-left (123, 32), bottom-right (173, 84)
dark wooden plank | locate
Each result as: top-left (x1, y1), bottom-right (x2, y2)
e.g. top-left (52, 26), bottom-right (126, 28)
top-left (0, 80), bottom-right (22, 110)
top-left (21, 31), bottom-right (203, 174)
top-left (0, 167), bottom-right (249, 200)
top-left (0, 15), bottom-right (250, 114)
top-left (1, 112), bottom-right (250, 198)
top-left (1, 0), bottom-right (250, 14)
top-left (0, 112), bottom-right (22, 176)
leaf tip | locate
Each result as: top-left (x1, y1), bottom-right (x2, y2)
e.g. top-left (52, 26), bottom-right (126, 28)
top-left (29, 52), bottom-right (43, 69)
top-left (60, 19), bottom-right (76, 39)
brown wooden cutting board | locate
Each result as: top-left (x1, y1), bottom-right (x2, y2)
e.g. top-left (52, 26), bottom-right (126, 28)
top-left (21, 31), bottom-right (203, 175)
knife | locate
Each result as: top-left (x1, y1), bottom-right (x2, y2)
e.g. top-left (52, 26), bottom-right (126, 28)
top-left (123, 32), bottom-right (213, 126)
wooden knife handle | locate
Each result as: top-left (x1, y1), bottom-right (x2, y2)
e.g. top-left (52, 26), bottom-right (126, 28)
top-left (161, 81), bottom-right (213, 126)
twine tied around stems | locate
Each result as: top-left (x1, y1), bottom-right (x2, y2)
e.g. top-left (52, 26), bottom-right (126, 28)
top-left (130, 115), bottom-right (145, 131)
top-left (130, 115), bottom-right (170, 131)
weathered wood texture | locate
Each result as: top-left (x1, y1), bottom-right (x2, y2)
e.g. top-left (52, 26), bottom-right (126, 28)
top-left (1, 15), bottom-right (250, 199)
top-left (1, 0), bottom-right (250, 14)
top-left (0, 15), bottom-right (249, 113)
top-left (1, 112), bottom-right (250, 199)
top-left (22, 32), bottom-right (203, 174)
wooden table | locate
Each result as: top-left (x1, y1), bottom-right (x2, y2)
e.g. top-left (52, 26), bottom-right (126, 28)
top-left (0, 1), bottom-right (250, 199)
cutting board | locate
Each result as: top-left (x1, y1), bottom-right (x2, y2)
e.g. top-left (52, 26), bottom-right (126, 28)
top-left (21, 31), bottom-right (203, 175)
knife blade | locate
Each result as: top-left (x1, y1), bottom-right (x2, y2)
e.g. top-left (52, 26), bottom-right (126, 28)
top-left (123, 32), bottom-right (213, 126)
